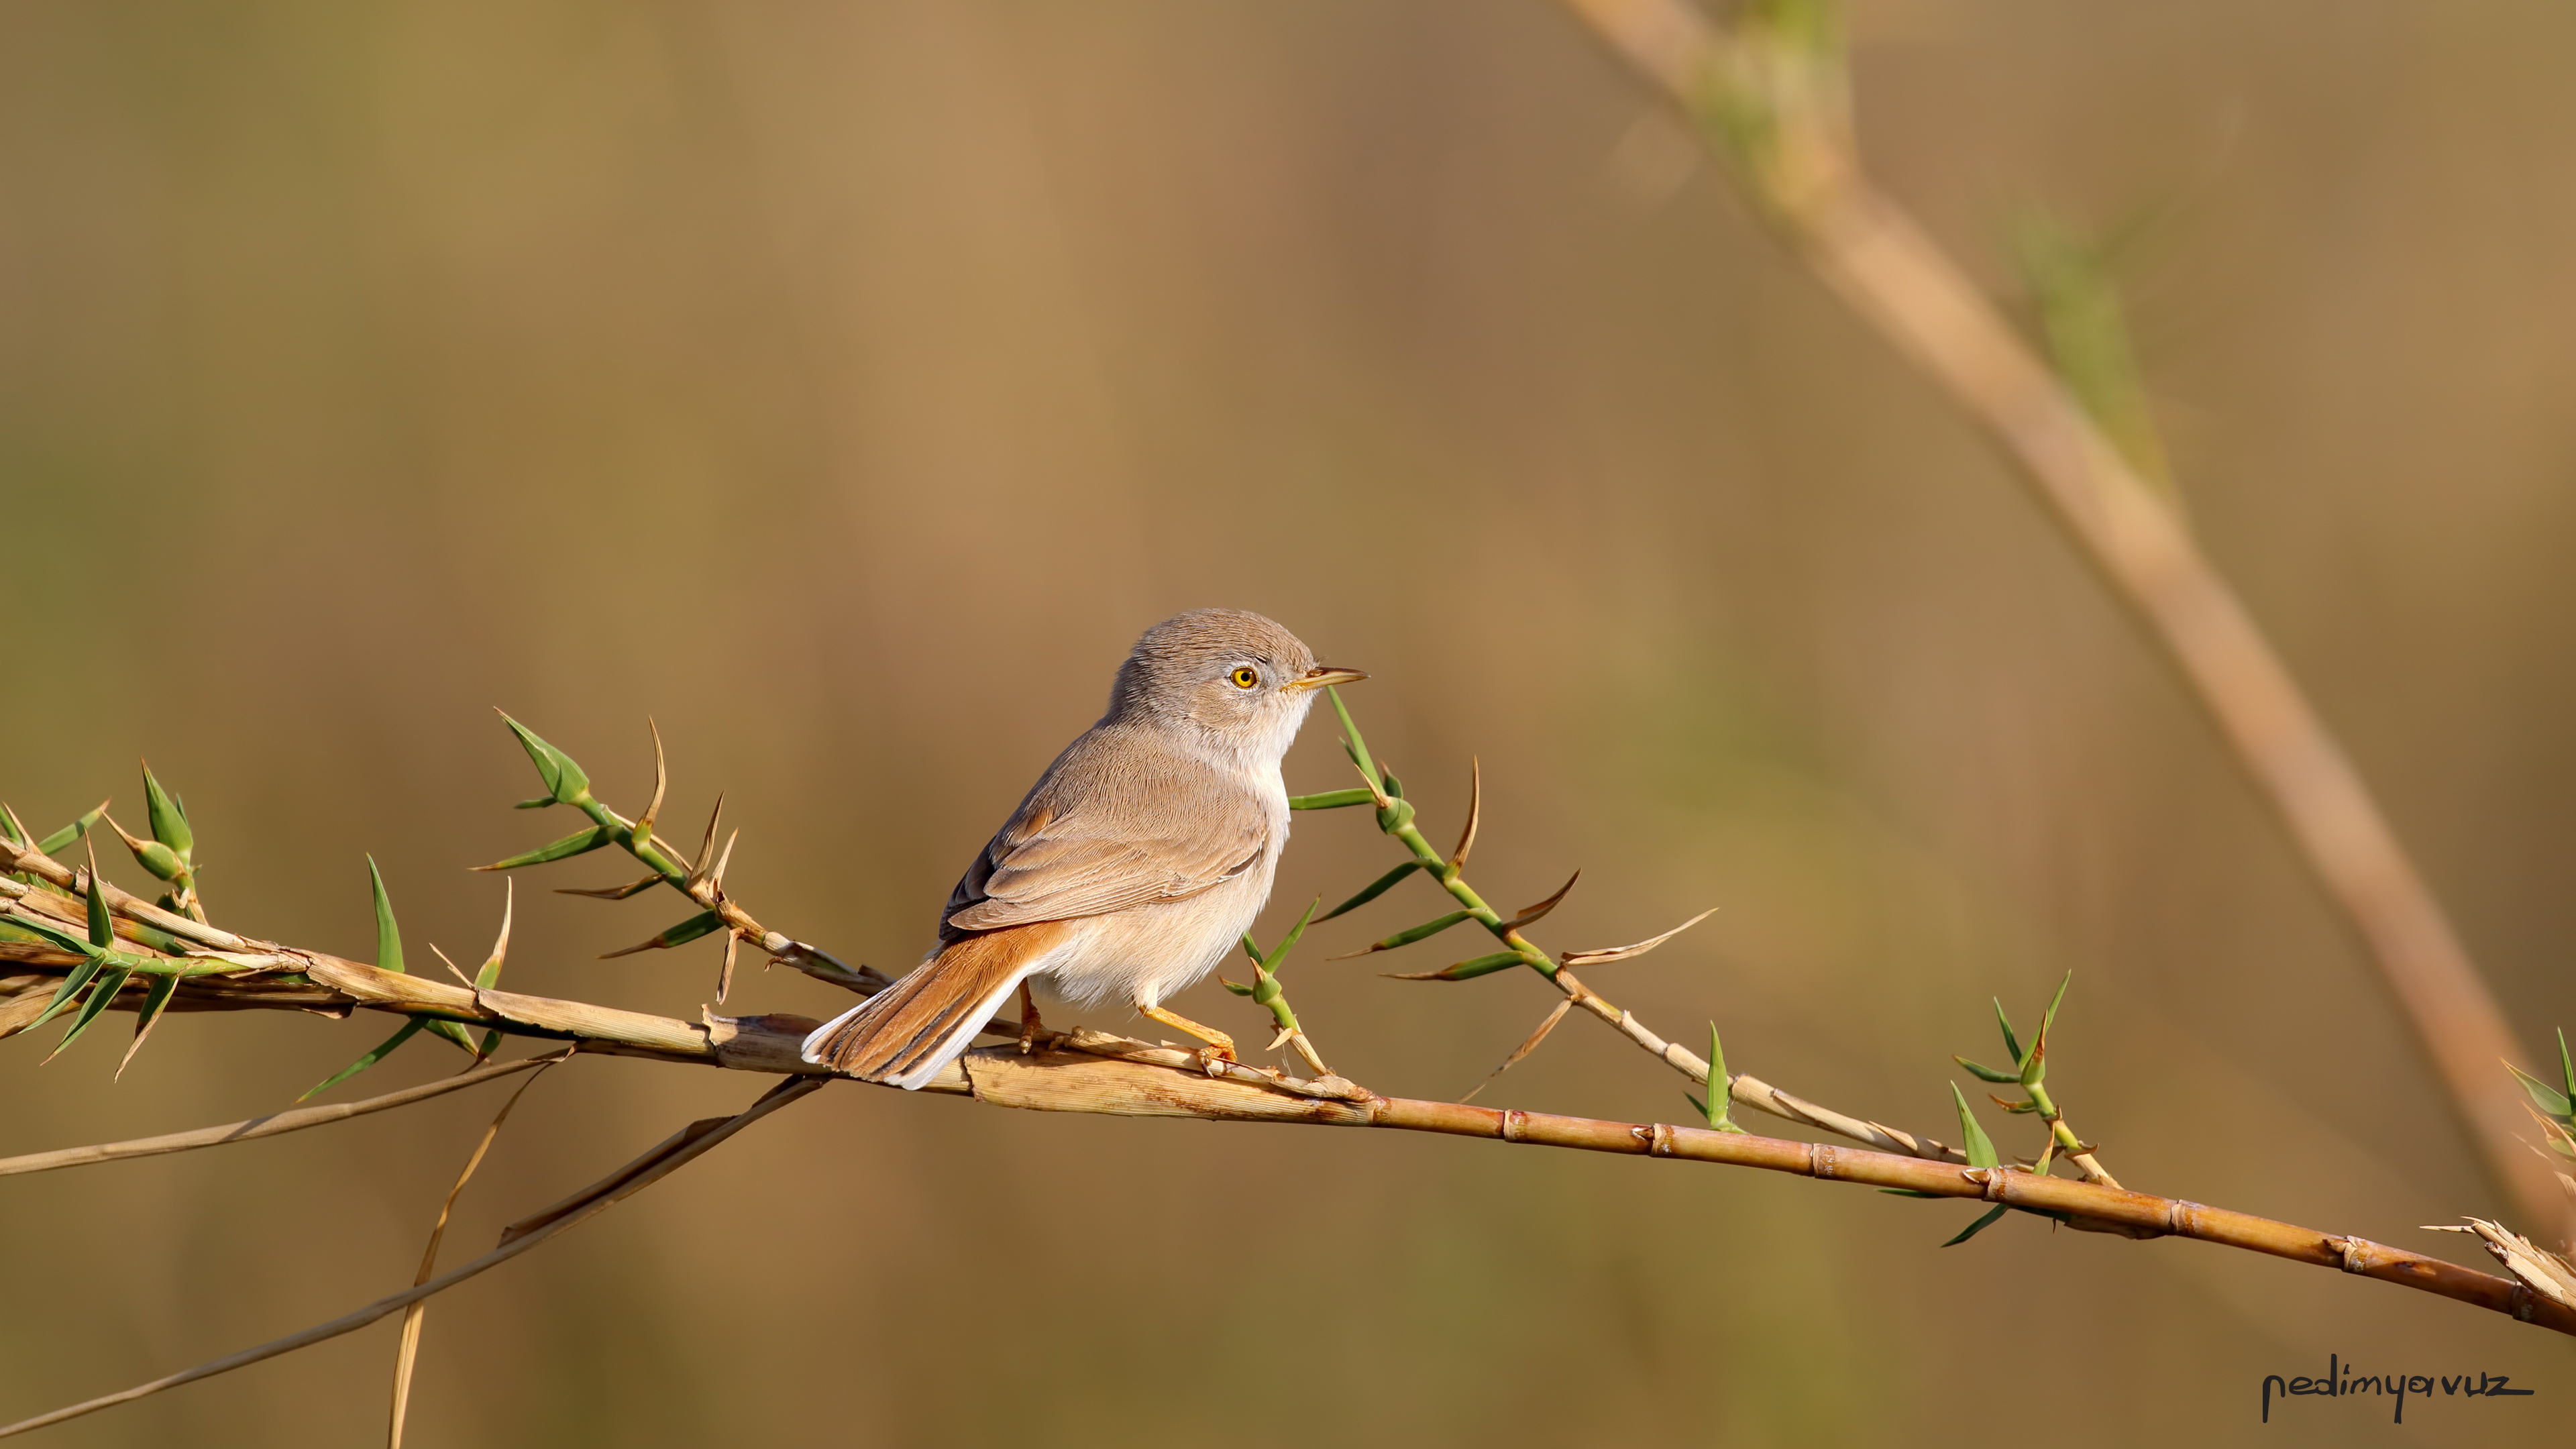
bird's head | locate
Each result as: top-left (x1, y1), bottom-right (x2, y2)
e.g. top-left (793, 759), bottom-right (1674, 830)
top-left (1109, 608), bottom-right (1365, 763)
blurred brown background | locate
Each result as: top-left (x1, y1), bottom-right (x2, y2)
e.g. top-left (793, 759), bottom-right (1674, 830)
top-left (3, 1), bottom-right (2573, 1444)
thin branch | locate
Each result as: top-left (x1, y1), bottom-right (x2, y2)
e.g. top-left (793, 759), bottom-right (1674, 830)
top-left (1550, 0), bottom-right (2567, 1236)
top-left (0, 1051), bottom-right (570, 1179)
top-left (0, 1075), bottom-right (825, 1441)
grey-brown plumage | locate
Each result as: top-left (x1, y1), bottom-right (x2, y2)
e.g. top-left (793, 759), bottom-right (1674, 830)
top-left (802, 609), bottom-right (1364, 1088)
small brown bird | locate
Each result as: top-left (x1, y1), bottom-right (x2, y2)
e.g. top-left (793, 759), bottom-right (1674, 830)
top-left (802, 609), bottom-right (1364, 1088)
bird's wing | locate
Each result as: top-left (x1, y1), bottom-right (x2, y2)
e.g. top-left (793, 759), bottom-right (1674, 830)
top-left (941, 729), bottom-right (1270, 936)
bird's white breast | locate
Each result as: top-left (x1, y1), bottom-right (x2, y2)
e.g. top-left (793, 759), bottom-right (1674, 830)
top-left (1036, 742), bottom-right (1289, 1013)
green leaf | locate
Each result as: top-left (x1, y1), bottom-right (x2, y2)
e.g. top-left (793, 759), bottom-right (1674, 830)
top-left (28, 954), bottom-right (107, 1030)
top-left (3, 912), bottom-right (99, 958)
top-left (367, 855), bottom-right (404, 975)
top-left (37, 802), bottom-right (107, 857)
top-left (1954, 1056), bottom-right (2019, 1083)
top-left (1319, 862), bottom-right (1421, 923)
top-left (85, 861), bottom-right (112, 949)
top-left (1260, 898), bottom-right (1322, 972)
top-left (1326, 688), bottom-right (1381, 796)
top-left (2020, 971), bottom-right (2072, 1084)
top-left (474, 826), bottom-right (612, 871)
top-left (1705, 1022), bottom-right (1745, 1132)
top-left (1366, 910), bottom-right (1473, 952)
top-left (1387, 951), bottom-right (1526, 982)
top-left (46, 965), bottom-right (132, 1059)
top-left (299, 1018), bottom-right (428, 1101)
top-left (1684, 1091), bottom-right (1707, 1118)
top-left (1287, 788), bottom-right (1377, 811)
top-left (1949, 1082), bottom-right (2000, 1170)
top-left (511, 796), bottom-right (554, 810)
top-left (1992, 998), bottom-right (2023, 1070)
top-left (424, 1019), bottom-right (482, 1055)
top-left (600, 910), bottom-right (727, 959)
top-left (0, 802), bottom-right (25, 845)
top-left (1382, 769), bottom-right (1405, 800)
top-left (1941, 1203), bottom-right (2010, 1247)
top-left (2560, 1026), bottom-right (2574, 1115)
top-left (495, 711), bottom-right (593, 807)
top-left (117, 973), bottom-right (182, 1077)
top-left (658, 910), bottom-right (728, 949)
top-left (140, 762), bottom-right (193, 861)
top-left (2507, 1061), bottom-right (2572, 1122)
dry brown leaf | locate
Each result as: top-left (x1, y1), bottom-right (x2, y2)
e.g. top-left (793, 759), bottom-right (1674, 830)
top-left (1460, 999), bottom-right (1575, 1104)
top-left (1559, 908), bottom-right (1718, 968)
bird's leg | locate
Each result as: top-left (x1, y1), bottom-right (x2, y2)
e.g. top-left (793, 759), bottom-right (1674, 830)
top-left (1016, 980), bottom-right (1046, 1055)
top-left (1135, 1002), bottom-right (1237, 1069)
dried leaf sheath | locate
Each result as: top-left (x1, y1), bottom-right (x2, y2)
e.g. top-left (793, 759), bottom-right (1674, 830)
top-left (389, 1061), bottom-right (558, 1448)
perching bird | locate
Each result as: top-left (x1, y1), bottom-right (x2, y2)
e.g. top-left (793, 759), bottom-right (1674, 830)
top-left (801, 609), bottom-right (1364, 1089)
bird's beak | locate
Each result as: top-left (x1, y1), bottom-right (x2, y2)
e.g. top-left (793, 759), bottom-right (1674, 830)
top-left (1285, 665), bottom-right (1368, 692)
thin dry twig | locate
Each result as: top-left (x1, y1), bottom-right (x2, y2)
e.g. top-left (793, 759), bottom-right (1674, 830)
top-left (388, 1058), bottom-right (560, 1448)
top-left (0, 1075), bottom-right (826, 1441)
top-left (1460, 998), bottom-right (1574, 1103)
top-left (0, 1053), bottom-right (568, 1179)
top-left (1550, 0), bottom-right (2567, 1238)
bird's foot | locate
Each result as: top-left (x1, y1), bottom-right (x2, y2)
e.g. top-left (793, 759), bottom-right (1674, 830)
top-left (1016, 980), bottom-right (1046, 1055)
top-left (1136, 1002), bottom-right (1237, 1075)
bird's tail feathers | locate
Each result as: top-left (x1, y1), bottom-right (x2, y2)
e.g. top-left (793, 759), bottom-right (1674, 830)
top-left (800, 923), bottom-right (1069, 1089)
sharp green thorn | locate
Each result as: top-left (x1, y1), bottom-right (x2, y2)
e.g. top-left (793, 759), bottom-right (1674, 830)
top-left (83, 850), bottom-right (113, 951)
top-left (44, 965), bottom-right (133, 1061)
top-left (1949, 1082), bottom-right (2001, 1171)
top-left (1318, 861), bottom-right (1421, 922)
top-left (363, 854), bottom-right (405, 975)
top-left (1263, 898), bottom-right (1322, 971)
top-left (28, 955), bottom-right (107, 1031)
top-left (1941, 1203), bottom-right (2011, 1248)
top-left (474, 825), bottom-right (614, 871)
top-left (299, 1018), bottom-right (429, 1101)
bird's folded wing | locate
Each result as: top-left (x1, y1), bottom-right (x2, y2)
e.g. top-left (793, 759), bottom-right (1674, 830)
top-left (943, 743), bottom-right (1268, 934)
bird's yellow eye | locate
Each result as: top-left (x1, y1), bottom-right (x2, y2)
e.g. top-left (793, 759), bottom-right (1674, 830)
top-left (1230, 666), bottom-right (1260, 690)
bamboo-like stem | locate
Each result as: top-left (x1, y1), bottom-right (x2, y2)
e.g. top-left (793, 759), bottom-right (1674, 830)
top-left (949, 1046), bottom-right (2575, 1337)
top-left (2020, 1080), bottom-right (2118, 1187)
top-left (1548, 0), bottom-right (2567, 1237)
top-left (3, 1046), bottom-right (2560, 1448)
top-left (0, 1075), bottom-right (825, 1441)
